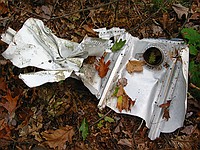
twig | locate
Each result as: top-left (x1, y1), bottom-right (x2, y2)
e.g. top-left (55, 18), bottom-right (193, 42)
top-left (189, 83), bottom-right (200, 91)
top-left (135, 119), bottom-right (144, 133)
top-left (89, 109), bottom-right (112, 127)
top-left (50, 0), bottom-right (119, 20)
top-left (113, 0), bottom-right (119, 26)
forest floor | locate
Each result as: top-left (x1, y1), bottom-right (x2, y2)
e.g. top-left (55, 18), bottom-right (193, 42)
top-left (0, 0), bottom-right (200, 149)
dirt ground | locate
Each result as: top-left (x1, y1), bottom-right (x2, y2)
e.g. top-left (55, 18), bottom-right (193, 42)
top-left (0, 0), bottom-right (200, 149)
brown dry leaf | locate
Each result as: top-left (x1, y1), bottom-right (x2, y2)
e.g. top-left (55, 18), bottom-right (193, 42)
top-left (159, 100), bottom-right (171, 121)
top-left (41, 5), bottom-right (52, 16)
top-left (189, 12), bottom-right (200, 20)
top-left (122, 95), bottom-right (130, 112)
top-left (82, 24), bottom-right (96, 35)
top-left (0, 122), bottom-right (11, 140)
top-left (0, 77), bottom-right (7, 92)
top-left (0, 2), bottom-right (8, 15)
top-left (95, 56), bottom-right (111, 78)
top-left (126, 60), bottom-right (144, 74)
top-left (172, 4), bottom-right (189, 19)
top-left (159, 100), bottom-right (171, 109)
top-left (42, 125), bottom-right (74, 150)
top-left (0, 90), bottom-right (19, 114)
top-left (74, 141), bottom-right (87, 150)
top-left (115, 83), bottom-right (135, 112)
top-left (181, 124), bottom-right (197, 135)
top-left (117, 138), bottom-right (132, 148)
top-left (116, 84), bottom-right (124, 97)
top-left (162, 12), bottom-right (169, 29)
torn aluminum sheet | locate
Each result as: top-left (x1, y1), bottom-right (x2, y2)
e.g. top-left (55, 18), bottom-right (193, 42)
top-left (1, 18), bottom-right (189, 140)
top-left (77, 28), bottom-right (189, 140)
top-left (1, 18), bottom-right (110, 87)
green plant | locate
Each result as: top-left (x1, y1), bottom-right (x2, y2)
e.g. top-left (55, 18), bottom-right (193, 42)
top-left (79, 118), bottom-right (89, 141)
top-left (181, 28), bottom-right (200, 99)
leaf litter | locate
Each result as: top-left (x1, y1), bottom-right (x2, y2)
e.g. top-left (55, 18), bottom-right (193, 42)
top-left (0, 0), bottom-right (200, 149)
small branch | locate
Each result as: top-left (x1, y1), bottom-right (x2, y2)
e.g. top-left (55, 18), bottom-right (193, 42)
top-left (189, 83), bottom-right (200, 91)
top-left (113, 0), bottom-right (119, 26)
top-left (50, 0), bottom-right (118, 20)
top-left (135, 119), bottom-right (144, 133)
top-left (89, 109), bottom-right (112, 127)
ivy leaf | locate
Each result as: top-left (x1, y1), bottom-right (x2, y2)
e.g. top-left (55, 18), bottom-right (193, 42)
top-left (111, 39), bottom-right (126, 52)
top-left (79, 118), bottom-right (89, 141)
top-left (189, 61), bottom-right (200, 87)
top-left (181, 28), bottom-right (200, 45)
top-left (189, 45), bottom-right (198, 55)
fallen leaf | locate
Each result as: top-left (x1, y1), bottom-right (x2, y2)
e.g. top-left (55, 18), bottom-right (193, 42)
top-left (117, 96), bottom-right (123, 112)
top-left (126, 60), bottom-right (144, 73)
top-left (79, 118), bottom-right (89, 141)
top-left (41, 5), bottom-right (52, 16)
top-left (74, 142), bottom-right (87, 150)
top-left (172, 4), bottom-right (189, 19)
top-left (117, 138), bottom-right (132, 147)
top-left (98, 113), bottom-right (115, 123)
top-left (115, 79), bottom-right (135, 112)
top-left (129, 99), bottom-right (136, 110)
top-left (116, 84), bottom-right (124, 97)
top-left (0, 2), bottom-right (8, 15)
top-left (122, 95), bottom-right (129, 112)
top-left (0, 77), bottom-right (7, 92)
top-left (0, 121), bottom-right (11, 140)
top-left (159, 100), bottom-right (172, 121)
top-left (117, 77), bottom-right (128, 87)
top-left (82, 24), bottom-right (96, 35)
top-left (0, 90), bottom-right (19, 114)
top-left (111, 39), bottom-right (126, 52)
top-left (181, 124), bottom-right (197, 135)
top-left (95, 56), bottom-right (111, 78)
top-left (159, 100), bottom-right (172, 109)
top-left (163, 108), bottom-right (170, 121)
top-left (42, 125), bottom-right (74, 150)
top-left (162, 12), bottom-right (169, 29)
top-left (189, 12), bottom-right (200, 21)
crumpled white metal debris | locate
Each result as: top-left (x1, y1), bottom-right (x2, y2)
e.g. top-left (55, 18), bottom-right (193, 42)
top-left (1, 18), bottom-right (189, 140)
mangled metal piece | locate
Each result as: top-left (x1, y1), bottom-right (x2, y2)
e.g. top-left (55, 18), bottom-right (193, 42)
top-left (89, 29), bottom-right (189, 140)
top-left (1, 18), bottom-right (110, 87)
top-left (1, 18), bottom-right (189, 140)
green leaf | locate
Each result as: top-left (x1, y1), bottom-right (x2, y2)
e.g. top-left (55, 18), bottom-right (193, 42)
top-left (181, 28), bottom-right (200, 45)
top-left (98, 113), bottom-right (115, 123)
top-left (111, 39), bottom-right (126, 52)
top-left (104, 116), bottom-right (115, 123)
top-left (148, 52), bottom-right (156, 64)
top-left (113, 86), bottom-right (119, 96)
top-left (189, 45), bottom-right (198, 55)
top-left (79, 118), bottom-right (89, 140)
top-left (189, 61), bottom-right (200, 87)
top-left (97, 120), bottom-right (104, 128)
